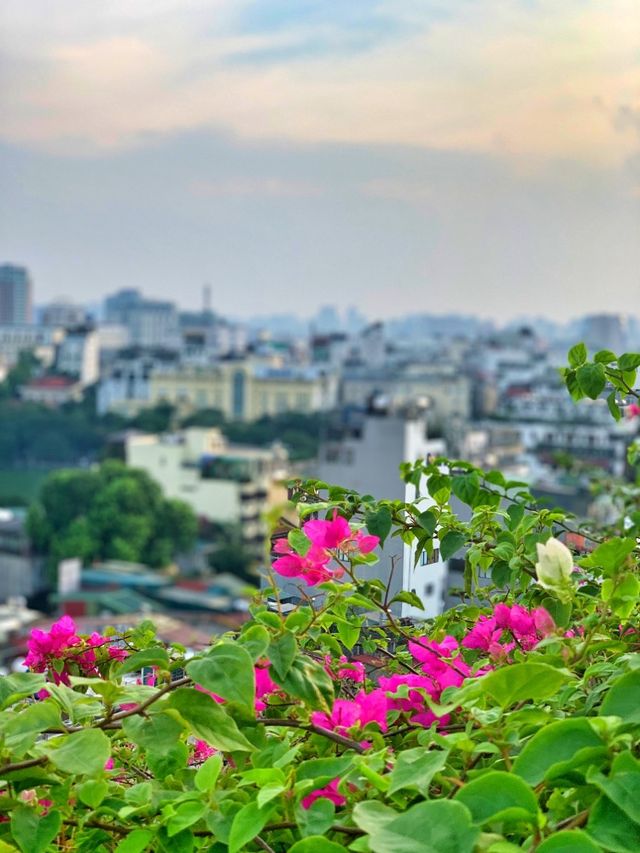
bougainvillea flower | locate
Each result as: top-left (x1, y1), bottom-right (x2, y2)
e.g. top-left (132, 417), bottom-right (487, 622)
top-left (303, 511), bottom-right (379, 555)
top-left (255, 662), bottom-right (280, 712)
top-left (272, 539), bottom-right (337, 586)
top-left (301, 778), bottom-right (346, 809)
top-left (311, 689), bottom-right (388, 735)
top-left (324, 655), bottom-right (366, 683)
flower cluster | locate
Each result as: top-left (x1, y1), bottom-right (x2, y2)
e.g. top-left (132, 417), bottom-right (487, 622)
top-left (311, 689), bottom-right (388, 739)
top-left (462, 603), bottom-right (555, 659)
top-left (380, 635), bottom-right (476, 728)
top-left (273, 512), bottom-right (379, 586)
top-left (24, 615), bottom-right (128, 685)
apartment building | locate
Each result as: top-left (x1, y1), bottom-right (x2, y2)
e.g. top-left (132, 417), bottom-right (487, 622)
top-left (125, 427), bottom-right (289, 554)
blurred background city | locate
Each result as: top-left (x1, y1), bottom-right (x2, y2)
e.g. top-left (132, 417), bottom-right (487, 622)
top-left (0, 2), bottom-right (638, 669)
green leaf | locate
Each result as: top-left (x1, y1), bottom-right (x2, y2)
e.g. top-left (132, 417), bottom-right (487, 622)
top-left (195, 753), bottom-right (223, 792)
top-left (451, 473), bottom-right (480, 506)
top-left (388, 747), bottom-right (449, 796)
top-left (568, 342), bottom-right (587, 368)
top-left (42, 728), bottom-right (111, 776)
top-left (602, 573), bottom-right (640, 619)
top-left (122, 711), bottom-right (186, 776)
top-left (581, 537), bottom-right (636, 576)
top-left (454, 770), bottom-right (538, 825)
top-left (298, 755), bottom-right (354, 785)
top-left (478, 662), bottom-right (571, 708)
top-left (587, 794), bottom-right (640, 852)
top-left (186, 642), bottom-right (255, 709)
top-left (416, 510), bottom-right (437, 536)
top-left (116, 646), bottom-right (169, 676)
top-left (296, 797), bottom-right (336, 837)
top-left (576, 363), bottom-right (606, 399)
top-left (506, 504), bottom-right (525, 530)
top-left (10, 806), bottom-right (61, 853)
top-left (114, 830), bottom-right (155, 853)
top-left (269, 631), bottom-right (298, 680)
top-left (590, 769), bottom-right (640, 824)
top-left (0, 673), bottom-right (46, 710)
top-left (288, 528), bottom-right (311, 556)
top-left (617, 352), bottom-right (640, 372)
top-left (427, 474), bottom-right (451, 503)
top-left (167, 801), bottom-right (208, 837)
top-left (594, 349), bottom-right (617, 364)
top-left (389, 591), bottom-right (424, 611)
top-left (237, 625), bottom-right (271, 662)
top-left (228, 801), bottom-right (273, 853)
top-left (352, 801), bottom-right (397, 835)
top-left (513, 718), bottom-right (603, 785)
top-left (607, 391), bottom-right (622, 421)
top-left (166, 688), bottom-right (254, 752)
top-left (4, 699), bottom-right (62, 755)
top-left (366, 800), bottom-right (478, 853)
top-left (440, 531), bottom-right (465, 561)
top-left (271, 655), bottom-right (334, 710)
top-left (365, 506), bottom-right (392, 544)
top-left (289, 839), bottom-right (348, 853)
top-left (536, 831), bottom-right (601, 852)
top-left (78, 778), bottom-right (108, 809)
top-left (600, 670), bottom-right (640, 723)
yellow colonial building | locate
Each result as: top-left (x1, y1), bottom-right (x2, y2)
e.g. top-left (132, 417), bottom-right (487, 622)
top-left (149, 360), bottom-right (338, 421)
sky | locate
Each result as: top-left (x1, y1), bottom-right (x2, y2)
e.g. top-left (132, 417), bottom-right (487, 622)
top-left (0, 0), bottom-right (638, 322)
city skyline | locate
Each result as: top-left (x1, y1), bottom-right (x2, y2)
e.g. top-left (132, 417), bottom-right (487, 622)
top-left (1, 1), bottom-right (638, 321)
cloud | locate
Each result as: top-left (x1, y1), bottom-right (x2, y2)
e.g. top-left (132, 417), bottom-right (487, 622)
top-left (0, 0), bottom-right (638, 166)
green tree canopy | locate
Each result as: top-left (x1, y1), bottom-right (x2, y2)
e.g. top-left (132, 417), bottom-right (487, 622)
top-left (27, 461), bottom-right (197, 573)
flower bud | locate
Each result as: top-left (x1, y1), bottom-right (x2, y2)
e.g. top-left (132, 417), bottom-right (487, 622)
top-left (535, 537), bottom-right (574, 602)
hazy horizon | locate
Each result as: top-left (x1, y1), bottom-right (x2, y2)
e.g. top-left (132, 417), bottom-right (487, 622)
top-left (1, 1), bottom-right (638, 322)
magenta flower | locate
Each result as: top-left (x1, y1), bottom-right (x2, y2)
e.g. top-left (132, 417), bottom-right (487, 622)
top-left (301, 778), bottom-right (346, 810)
top-left (324, 655), bottom-right (366, 683)
top-left (272, 539), bottom-right (337, 586)
top-left (303, 511), bottom-right (379, 556)
top-left (379, 673), bottom-right (449, 729)
top-left (311, 689), bottom-right (388, 736)
top-left (189, 740), bottom-right (217, 765)
top-left (255, 662), bottom-right (280, 712)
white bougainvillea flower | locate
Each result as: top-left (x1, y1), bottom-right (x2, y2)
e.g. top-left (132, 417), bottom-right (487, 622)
top-left (535, 537), bottom-right (574, 601)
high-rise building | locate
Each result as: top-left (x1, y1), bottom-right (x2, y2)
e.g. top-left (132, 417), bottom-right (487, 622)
top-left (104, 289), bottom-right (179, 348)
top-left (0, 265), bottom-right (33, 325)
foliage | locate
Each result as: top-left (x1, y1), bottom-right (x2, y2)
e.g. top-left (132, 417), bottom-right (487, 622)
top-left (0, 351), bottom-right (41, 400)
top-left (0, 345), bottom-right (638, 852)
top-left (26, 461), bottom-right (198, 573)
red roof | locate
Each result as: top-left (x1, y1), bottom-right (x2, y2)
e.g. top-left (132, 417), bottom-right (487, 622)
top-left (27, 376), bottom-right (75, 389)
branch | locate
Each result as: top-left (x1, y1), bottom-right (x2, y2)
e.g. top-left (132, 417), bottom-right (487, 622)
top-left (0, 756), bottom-right (47, 775)
top-left (259, 717), bottom-right (367, 754)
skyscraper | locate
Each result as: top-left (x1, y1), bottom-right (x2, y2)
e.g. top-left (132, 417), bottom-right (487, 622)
top-left (0, 264), bottom-right (33, 325)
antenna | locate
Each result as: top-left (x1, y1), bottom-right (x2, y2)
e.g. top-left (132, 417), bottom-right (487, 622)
top-left (203, 283), bottom-right (212, 313)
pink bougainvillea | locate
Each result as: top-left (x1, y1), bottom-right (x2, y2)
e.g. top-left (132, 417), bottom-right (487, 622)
top-left (272, 512), bottom-right (380, 586)
top-left (301, 778), bottom-right (346, 810)
top-left (462, 603), bottom-right (555, 659)
top-left (24, 616), bottom-right (128, 684)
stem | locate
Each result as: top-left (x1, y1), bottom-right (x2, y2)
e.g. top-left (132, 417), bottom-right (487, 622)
top-left (259, 718), bottom-right (367, 754)
top-left (0, 756), bottom-right (47, 775)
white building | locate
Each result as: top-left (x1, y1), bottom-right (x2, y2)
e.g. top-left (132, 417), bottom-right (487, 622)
top-left (104, 289), bottom-right (180, 349)
top-left (96, 348), bottom-right (180, 417)
top-left (125, 427), bottom-right (290, 553)
top-left (56, 326), bottom-right (100, 385)
top-left (0, 325), bottom-right (63, 370)
top-left (41, 300), bottom-right (89, 329)
top-left (312, 403), bottom-right (448, 620)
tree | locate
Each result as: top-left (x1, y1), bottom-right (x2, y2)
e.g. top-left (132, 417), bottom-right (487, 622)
top-left (27, 461), bottom-right (197, 573)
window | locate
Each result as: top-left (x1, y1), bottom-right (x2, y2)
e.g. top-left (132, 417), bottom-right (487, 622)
top-left (420, 547), bottom-right (440, 566)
